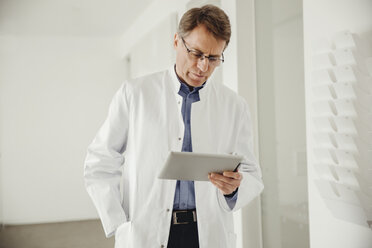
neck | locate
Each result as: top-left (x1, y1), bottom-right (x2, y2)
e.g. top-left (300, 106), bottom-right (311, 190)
top-left (174, 65), bottom-right (194, 91)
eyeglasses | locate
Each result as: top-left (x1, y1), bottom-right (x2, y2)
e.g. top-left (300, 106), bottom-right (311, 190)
top-left (181, 37), bottom-right (224, 67)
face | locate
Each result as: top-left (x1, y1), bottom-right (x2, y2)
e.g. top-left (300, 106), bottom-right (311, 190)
top-left (174, 25), bottom-right (226, 87)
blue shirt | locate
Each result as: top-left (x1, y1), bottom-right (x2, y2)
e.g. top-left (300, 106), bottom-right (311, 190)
top-left (172, 68), bottom-right (238, 210)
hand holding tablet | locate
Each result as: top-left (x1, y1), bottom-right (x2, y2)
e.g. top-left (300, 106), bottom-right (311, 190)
top-left (158, 151), bottom-right (243, 181)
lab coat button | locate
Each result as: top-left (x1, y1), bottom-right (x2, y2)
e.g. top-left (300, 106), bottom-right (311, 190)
top-left (167, 208), bottom-right (170, 212)
top-left (178, 137), bottom-right (182, 141)
top-left (161, 245), bottom-right (165, 248)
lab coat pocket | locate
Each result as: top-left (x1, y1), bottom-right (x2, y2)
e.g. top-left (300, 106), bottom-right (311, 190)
top-left (115, 221), bottom-right (132, 248)
top-left (228, 232), bottom-right (237, 248)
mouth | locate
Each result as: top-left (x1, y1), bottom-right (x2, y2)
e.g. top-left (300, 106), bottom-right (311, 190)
top-left (190, 72), bottom-right (205, 79)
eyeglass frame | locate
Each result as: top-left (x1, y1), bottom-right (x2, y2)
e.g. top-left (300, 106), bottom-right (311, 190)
top-left (181, 37), bottom-right (224, 66)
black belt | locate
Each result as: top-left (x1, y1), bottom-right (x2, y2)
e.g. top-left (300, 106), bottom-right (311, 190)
top-left (172, 209), bottom-right (197, 225)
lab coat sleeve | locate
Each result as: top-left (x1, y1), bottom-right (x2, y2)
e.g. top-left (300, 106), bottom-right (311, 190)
top-left (84, 83), bottom-right (130, 237)
top-left (217, 100), bottom-right (264, 212)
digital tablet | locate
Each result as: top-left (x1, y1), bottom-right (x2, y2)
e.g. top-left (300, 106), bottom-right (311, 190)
top-left (158, 151), bottom-right (243, 181)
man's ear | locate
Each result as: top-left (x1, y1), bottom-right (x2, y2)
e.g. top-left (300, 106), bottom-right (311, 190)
top-left (174, 33), bottom-right (179, 49)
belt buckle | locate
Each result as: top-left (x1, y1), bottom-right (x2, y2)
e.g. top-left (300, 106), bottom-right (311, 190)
top-left (173, 210), bottom-right (197, 225)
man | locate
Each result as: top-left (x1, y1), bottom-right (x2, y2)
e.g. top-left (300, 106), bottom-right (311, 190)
top-left (84, 5), bottom-right (263, 248)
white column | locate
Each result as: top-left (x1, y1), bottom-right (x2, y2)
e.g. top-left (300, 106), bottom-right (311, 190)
top-left (221, 1), bottom-right (263, 247)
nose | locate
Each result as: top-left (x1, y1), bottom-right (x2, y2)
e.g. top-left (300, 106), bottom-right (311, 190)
top-left (197, 58), bottom-right (209, 72)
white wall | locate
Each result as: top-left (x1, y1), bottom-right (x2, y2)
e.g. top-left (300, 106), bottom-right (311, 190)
top-left (0, 35), bottom-right (127, 223)
top-left (120, 0), bottom-right (190, 58)
top-left (255, 0), bottom-right (309, 247)
top-left (303, 0), bottom-right (372, 247)
top-left (128, 13), bottom-right (178, 79)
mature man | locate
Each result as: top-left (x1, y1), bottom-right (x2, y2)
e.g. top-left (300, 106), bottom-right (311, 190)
top-left (84, 5), bottom-right (263, 248)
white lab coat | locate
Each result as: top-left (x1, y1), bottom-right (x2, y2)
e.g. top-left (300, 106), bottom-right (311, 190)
top-left (84, 66), bottom-right (264, 248)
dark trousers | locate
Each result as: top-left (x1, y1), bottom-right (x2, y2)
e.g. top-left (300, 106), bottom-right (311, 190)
top-left (167, 222), bottom-right (200, 248)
